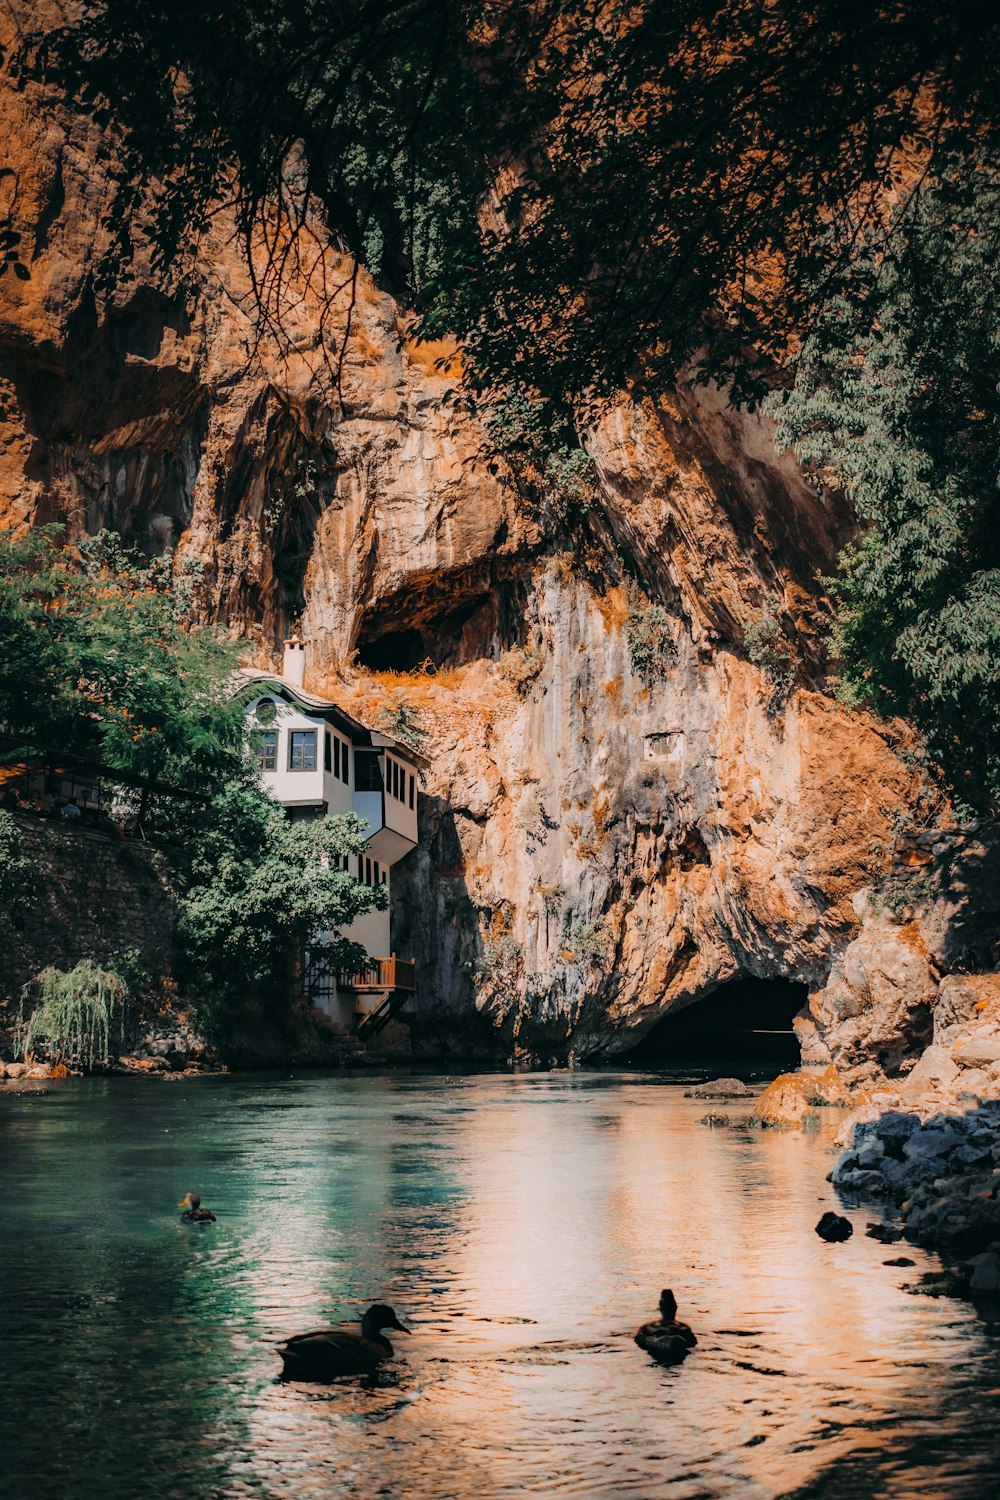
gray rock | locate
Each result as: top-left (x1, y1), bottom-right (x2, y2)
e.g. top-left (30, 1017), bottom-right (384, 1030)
top-left (953, 1142), bottom-right (993, 1167)
top-left (857, 1142), bottom-right (886, 1169)
top-left (684, 1078), bottom-right (752, 1099)
top-left (873, 1111), bottom-right (921, 1148)
top-left (836, 1169), bottom-right (889, 1194)
top-left (903, 1128), bottom-right (966, 1161)
top-left (970, 1252), bottom-right (1000, 1293)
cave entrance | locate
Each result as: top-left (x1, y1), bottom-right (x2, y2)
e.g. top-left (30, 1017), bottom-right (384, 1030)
top-left (624, 977), bottom-right (808, 1075)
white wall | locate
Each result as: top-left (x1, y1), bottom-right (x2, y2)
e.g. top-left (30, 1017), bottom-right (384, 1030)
top-left (246, 695), bottom-right (355, 814)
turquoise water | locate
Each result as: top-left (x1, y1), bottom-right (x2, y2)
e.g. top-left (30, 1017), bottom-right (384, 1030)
top-left (1, 1071), bottom-right (999, 1499)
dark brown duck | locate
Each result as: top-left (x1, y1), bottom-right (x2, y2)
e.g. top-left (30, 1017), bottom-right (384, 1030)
top-left (278, 1303), bottom-right (409, 1380)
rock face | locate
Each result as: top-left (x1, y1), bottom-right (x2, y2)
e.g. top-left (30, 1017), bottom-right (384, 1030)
top-left (2, 16), bottom-right (995, 1068)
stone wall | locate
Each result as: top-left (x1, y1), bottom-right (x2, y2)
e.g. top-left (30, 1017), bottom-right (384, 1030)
top-left (0, 816), bottom-right (178, 1000)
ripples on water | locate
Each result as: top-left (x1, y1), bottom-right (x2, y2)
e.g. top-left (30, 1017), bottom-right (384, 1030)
top-left (1, 1072), bottom-right (999, 1499)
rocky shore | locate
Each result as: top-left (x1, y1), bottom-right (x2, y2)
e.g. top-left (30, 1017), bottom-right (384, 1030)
top-left (831, 1102), bottom-right (1000, 1296)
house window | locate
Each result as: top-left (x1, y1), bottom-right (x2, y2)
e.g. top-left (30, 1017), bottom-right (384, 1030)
top-left (379, 866), bottom-right (387, 886)
top-left (289, 730), bottom-right (317, 771)
top-left (333, 736), bottom-right (340, 779)
top-left (408, 773), bottom-right (415, 810)
top-left (257, 730), bottom-right (278, 772)
top-left (324, 730), bottom-right (331, 773)
top-left (355, 753), bottom-right (383, 791)
top-left (341, 738), bottom-right (350, 785)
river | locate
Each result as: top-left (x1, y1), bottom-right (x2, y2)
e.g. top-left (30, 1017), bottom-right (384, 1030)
top-left (1, 1071), bottom-right (998, 1499)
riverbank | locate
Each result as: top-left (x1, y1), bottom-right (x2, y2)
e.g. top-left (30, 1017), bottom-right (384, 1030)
top-left (832, 1100), bottom-right (1000, 1299)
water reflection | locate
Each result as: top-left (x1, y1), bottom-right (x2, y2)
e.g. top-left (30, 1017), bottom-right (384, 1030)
top-left (1, 1072), bottom-right (998, 1498)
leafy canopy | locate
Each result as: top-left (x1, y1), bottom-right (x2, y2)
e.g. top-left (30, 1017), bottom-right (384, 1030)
top-left (14, 1), bottom-right (1000, 406)
top-left (769, 160), bottom-right (1000, 811)
top-left (177, 780), bottom-right (380, 999)
top-left (0, 527), bottom-right (243, 789)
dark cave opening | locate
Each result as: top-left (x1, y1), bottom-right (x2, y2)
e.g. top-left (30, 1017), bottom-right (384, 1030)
top-left (623, 977), bottom-right (808, 1075)
top-left (356, 629), bottom-right (427, 672)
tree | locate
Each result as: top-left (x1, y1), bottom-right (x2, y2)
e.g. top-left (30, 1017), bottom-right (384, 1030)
top-left (177, 782), bottom-right (381, 999)
top-left (0, 527), bottom-right (244, 790)
top-left (768, 159), bottom-right (1000, 811)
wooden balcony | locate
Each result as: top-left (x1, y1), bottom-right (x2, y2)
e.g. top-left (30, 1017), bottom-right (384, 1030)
top-left (340, 954), bottom-right (416, 993)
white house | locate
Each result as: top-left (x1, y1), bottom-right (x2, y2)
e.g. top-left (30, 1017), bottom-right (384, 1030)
top-left (239, 639), bottom-right (425, 1034)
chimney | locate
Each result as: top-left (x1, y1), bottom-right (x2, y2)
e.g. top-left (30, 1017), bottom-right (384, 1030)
top-left (282, 635), bottom-right (306, 687)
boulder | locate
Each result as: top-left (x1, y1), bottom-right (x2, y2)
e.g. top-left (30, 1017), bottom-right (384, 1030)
top-left (873, 1111), bottom-right (921, 1149)
top-left (836, 1169), bottom-right (889, 1194)
top-left (953, 1037), bottom-right (1000, 1069)
top-left (969, 1252), bottom-right (1000, 1293)
top-left (934, 974), bottom-right (1000, 1043)
top-left (754, 1074), bottom-right (814, 1126)
top-left (816, 1211), bottom-right (853, 1242)
top-left (684, 1078), bottom-right (752, 1099)
top-left (900, 1046), bottom-right (961, 1101)
top-left (866, 1222), bottom-right (904, 1243)
top-left (903, 1127), bottom-right (966, 1161)
top-left (801, 1064), bottom-right (856, 1108)
top-left (884, 1256), bottom-right (916, 1266)
top-left (5, 1062), bottom-right (26, 1079)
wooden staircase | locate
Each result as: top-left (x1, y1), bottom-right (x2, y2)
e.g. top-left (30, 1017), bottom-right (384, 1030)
top-left (341, 955), bottom-right (416, 1040)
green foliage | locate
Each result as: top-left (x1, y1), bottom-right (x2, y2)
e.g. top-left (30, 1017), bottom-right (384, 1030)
top-left (484, 391), bottom-right (598, 524)
top-left (0, 527), bottom-right (243, 790)
top-left (744, 607), bottom-right (797, 707)
top-left (561, 919), bottom-right (612, 973)
top-left (0, 809), bottom-right (36, 929)
top-left (514, 785), bottom-right (552, 850)
top-left (624, 583), bottom-right (676, 683)
top-left (769, 161), bottom-right (1000, 809)
top-left (474, 934), bottom-right (523, 994)
top-left (177, 780), bottom-right (381, 1000)
top-left (19, 960), bottom-right (130, 1071)
top-left (372, 699), bottom-right (427, 753)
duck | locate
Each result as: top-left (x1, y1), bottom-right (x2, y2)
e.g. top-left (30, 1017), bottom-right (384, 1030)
top-left (634, 1288), bottom-right (697, 1366)
top-left (278, 1303), bottom-right (410, 1380)
top-left (178, 1191), bottom-right (216, 1224)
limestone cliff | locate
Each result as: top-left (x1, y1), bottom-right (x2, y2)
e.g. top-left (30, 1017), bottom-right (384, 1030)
top-left (0, 21), bottom-right (963, 1073)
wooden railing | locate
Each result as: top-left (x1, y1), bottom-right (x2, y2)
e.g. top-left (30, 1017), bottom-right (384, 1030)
top-left (340, 954), bottom-right (416, 993)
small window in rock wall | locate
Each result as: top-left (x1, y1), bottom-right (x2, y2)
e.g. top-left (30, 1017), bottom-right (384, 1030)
top-left (289, 730), bottom-right (317, 771)
top-left (257, 730), bottom-right (278, 772)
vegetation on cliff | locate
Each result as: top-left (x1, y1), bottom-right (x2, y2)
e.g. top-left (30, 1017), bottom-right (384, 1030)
top-left (0, 527), bottom-right (379, 1012)
top-left (0, 527), bottom-right (242, 790)
top-left (770, 162), bottom-right (1000, 812)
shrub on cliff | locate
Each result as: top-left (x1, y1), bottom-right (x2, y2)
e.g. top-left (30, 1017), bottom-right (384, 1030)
top-left (769, 161), bottom-right (1000, 812)
top-left (0, 527), bottom-right (244, 792)
top-left (0, 810), bottom-right (36, 932)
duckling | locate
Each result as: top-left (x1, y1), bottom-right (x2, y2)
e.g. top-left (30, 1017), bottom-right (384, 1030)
top-left (278, 1303), bottom-right (409, 1381)
top-left (635, 1288), bottom-right (697, 1366)
top-left (178, 1191), bottom-right (216, 1224)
